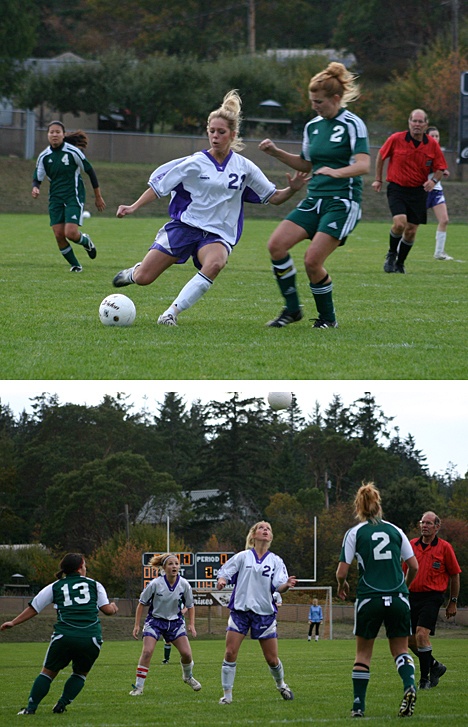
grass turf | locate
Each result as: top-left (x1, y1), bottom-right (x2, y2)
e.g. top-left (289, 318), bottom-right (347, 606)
top-left (1, 214), bottom-right (467, 379)
top-left (0, 638), bottom-right (466, 725)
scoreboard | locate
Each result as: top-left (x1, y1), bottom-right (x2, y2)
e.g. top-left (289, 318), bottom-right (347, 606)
top-left (141, 551), bottom-right (234, 588)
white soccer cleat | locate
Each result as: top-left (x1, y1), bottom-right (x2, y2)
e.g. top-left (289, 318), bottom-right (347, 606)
top-left (157, 312), bottom-right (178, 326)
top-left (129, 685), bottom-right (144, 696)
top-left (434, 252), bottom-right (454, 260)
top-left (184, 676), bottom-right (202, 691)
top-left (219, 696), bottom-right (232, 705)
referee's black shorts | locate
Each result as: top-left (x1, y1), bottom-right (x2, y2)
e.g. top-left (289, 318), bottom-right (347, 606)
top-left (409, 591), bottom-right (445, 635)
top-left (387, 182), bottom-right (427, 225)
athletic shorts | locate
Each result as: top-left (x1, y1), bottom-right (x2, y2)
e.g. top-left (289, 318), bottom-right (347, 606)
top-left (426, 188), bottom-right (446, 209)
top-left (150, 220), bottom-right (231, 270)
top-left (49, 197), bottom-right (84, 227)
top-left (142, 614), bottom-right (187, 642)
top-left (43, 632), bottom-right (102, 674)
top-left (354, 594), bottom-right (411, 640)
top-left (227, 609), bottom-right (277, 640)
top-left (409, 591), bottom-right (445, 635)
top-left (286, 196), bottom-right (362, 243)
top-left (386, 182), bottom-right (427, 225)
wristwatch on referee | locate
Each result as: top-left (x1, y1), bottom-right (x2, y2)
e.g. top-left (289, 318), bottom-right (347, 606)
top-left (450, 597), bottom-right (458, 603)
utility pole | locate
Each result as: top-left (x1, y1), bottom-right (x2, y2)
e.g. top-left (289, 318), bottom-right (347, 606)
top-left (248, 0), bottom-right (256, 54)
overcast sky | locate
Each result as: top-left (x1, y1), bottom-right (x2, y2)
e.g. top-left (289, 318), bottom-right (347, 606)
top-left (1, 380), bottom-right (466, 478)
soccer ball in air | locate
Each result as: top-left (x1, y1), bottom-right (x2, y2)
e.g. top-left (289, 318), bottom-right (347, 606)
top-left (82, 210), bottom-right (91, 219)
top-left (99, 294), bottom-right (136, 327)
top-left (267, 392), bottom-right (293, 411)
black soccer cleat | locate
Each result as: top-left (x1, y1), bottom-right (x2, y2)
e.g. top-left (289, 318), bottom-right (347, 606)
top-left (384, 251), bottom-right (397, 273)
top-left (429, 661), bottom-right (446, 687)
top-left (394, 262), bottom-right (405, 273)
top-left (266, 307), bottom-right (303, 327)
top-left (399, 685), bottom-right (416, 717)
top-left (311, 318), bottom-right (338, 329)
top-left (52, 701), bottom-right (67, 713)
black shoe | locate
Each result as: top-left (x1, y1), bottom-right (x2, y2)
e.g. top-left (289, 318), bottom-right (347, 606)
top-left (351, 709), bottom-right (364, 717)
top-left (82, 234), bottom-right (97, 259)
top-left (384, 251), bottom-right (397, 273)
top-left (52, 702), bottom-right (67, 714)
top-left (17, 708), bottom-right (36, 715)
top-left (311, 318), bottom-right (338, 329)
top-left (399, 686), bottom-right (416, 717)
top-left (266, 307), bottom-right (303, 327)
top-left (430, 661), bottom-right (446, 687)
top-left (394, 262), bottom-right (405, 273)
top-left (418, 678), bottom-right (431, 690)
top-left (162, 659), bottom-right (170, 664)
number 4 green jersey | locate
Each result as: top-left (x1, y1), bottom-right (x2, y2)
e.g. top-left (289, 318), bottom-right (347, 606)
top-left (339, 519), bottom-right (414, 597)
top-left (29, 573), bottom-right (110, 638)
top-left (301, 109), bottom-right (369, 203)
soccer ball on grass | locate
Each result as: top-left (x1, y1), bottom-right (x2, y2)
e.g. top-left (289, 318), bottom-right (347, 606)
top-left (99, 294), bottom-right (136, 327)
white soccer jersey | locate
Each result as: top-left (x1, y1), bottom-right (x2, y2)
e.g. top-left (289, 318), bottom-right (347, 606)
top-left (148, 150), bottom-right (277, 246)
top-left (217, 549), bottom-right (289, 615)
top-left (139, 575), bottom-right (193, 620)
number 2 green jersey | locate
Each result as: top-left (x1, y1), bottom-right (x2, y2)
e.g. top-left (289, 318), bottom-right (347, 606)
top-left (339, 519), bottom-right (414, 597)
top-left (29, 573), bottom-right (110, 638)
top-left (301, 109), bottom-right (369, 203)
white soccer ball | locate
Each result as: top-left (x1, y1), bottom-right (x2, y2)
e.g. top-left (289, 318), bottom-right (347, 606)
top-left (99, 294), bottom-right (136, 327)
top-left (267, 392), bottom-right (293, 411)
top-left (82, 210), bottom-right (91, 219)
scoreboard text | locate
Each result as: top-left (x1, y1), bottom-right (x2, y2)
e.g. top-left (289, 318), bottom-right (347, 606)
top-left (141, 551), bottom-right (234, 588)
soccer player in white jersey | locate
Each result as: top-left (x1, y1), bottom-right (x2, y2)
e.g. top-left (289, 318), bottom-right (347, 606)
top-left (129, 553), bottom-right (201, 695)
top-left (259, 62), bottom-right (370, 329)
top-left (112, 90), bottom-right (308, 326)
top-left (216, 521), bottom-right (296, 705)
top-left (336, 483), bottom-right (419, 719)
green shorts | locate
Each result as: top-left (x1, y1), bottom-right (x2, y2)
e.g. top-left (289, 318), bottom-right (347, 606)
top-left (354, 594), bottom-right (411, 640)
top-left (44, 633), bottom-right (102, 674)
top-left (287, 196), bottom-right (362, 243)
top-left (49, 197), bottom-right (84, 227)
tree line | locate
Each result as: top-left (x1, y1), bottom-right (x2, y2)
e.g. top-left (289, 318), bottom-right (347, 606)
top-left (0, 392), bottom-right (466, 603)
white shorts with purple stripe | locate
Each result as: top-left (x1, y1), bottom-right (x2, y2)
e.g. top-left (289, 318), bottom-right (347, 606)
top-left (142, 615), bottom-right (187, 642)
top-left (150, 220), bottom-right (231, 270)
top-left (227, 609), bottom-right (277, 640)
top-left (426, 189), bottom-right (446, 209)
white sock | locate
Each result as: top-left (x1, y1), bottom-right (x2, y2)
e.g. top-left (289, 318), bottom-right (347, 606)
top-left (269, 660), bottom-right (285, 688)
top-left (181, 660), bottom-right (193, 679)
top-left (173, 272), bottom-right (213, 312)
top-left (435, 231), bottom-right (446, 256)
top-left (221, 660), bottom-right (236, 691)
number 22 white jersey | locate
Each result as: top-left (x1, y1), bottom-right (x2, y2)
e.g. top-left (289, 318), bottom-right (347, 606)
top-left (217, 549), bottom-right (289, 615)
top-left (148, 150), bottom-right (276, 247)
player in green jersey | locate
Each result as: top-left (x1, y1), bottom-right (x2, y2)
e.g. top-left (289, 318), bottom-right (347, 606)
top-left (32, 121), bottom-right (106, 272)
top-left (0, 553), bottom-right (118, 715)
top-left (259, 62), bottom-right (370, 329)
top-left (336, 483), bottom-right (419, 718)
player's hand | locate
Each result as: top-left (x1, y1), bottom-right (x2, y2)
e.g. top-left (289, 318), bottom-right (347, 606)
top-left (337, 581), bottom-right (350, 600)
top-left (188, 624), bottom-right (197, 637)
top-left (32, 187), bottom-right (40, 199)
top-left (259, 138), bottom-right (278, 155)
top-left (116, 205), bottom-right (134, 218)
top-left (371, 180), bottom-right (382, 192)
top-left (286, 575), bottom-right (297, 589)
top-left (287, 171), bottom-right (310, 191)
top-left (95, 195), bottom-right (106, 212)
top-left (0, 621), bottom-right (15, 630)
top-left (132, 625), bottom-right (140, 640)
top-left (217, 578), bottom-right (227, 590)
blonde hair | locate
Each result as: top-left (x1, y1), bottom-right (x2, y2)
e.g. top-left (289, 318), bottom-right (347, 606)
top-left (308, 62), bottom-right (360, 107)
top-left (245, 520), bottom-right (273, 549)
top-left (207, 89), bottom-right (244, 151)
top-left (354, 482), bottom-right (383, 524)
top-left (149, 553), bottom-right (179, 571)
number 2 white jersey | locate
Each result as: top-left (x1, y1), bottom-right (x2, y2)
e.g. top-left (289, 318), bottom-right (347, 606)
top-left (148, 150), bottom-right (276, 246)
top-left (217, 549), bottom-right (289, 615)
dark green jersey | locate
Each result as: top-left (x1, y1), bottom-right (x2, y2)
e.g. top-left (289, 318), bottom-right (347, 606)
top-left (33, 142), bottom-right (95, 203)
top-left (339, 519), bottom-right (414, 598)
top-left (301, 109), bottom-right (369, 202)
top-left (30, 573), bottom-right (110, 638)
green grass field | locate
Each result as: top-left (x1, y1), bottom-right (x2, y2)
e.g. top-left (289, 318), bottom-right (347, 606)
top-left (1, 214), bottom-right (467, 379)
top-left (1, 638), bottom-right (466, 725)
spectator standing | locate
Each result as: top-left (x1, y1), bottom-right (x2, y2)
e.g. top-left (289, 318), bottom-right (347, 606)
top-left (308, 598), bottom-right (323, 641)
